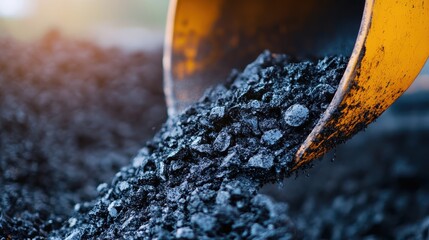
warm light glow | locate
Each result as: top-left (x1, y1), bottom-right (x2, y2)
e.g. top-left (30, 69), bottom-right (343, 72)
top-left (0, 0), bottom-right (168, 44)
top-left (0, 0), bottom-right (33, 18)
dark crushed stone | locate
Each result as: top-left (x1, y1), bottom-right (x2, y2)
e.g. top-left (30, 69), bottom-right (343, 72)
top-left (261, 129), bottom-right (283, 146)
top-left (51, 51), bottom-right (348, 239)
top-left (0, 32), bottom-right (166, 238)
top-left (263, 124), bottom-right (429, 240)
top-left (2, 34), bottom-right (429, 240)
top-left (284, 104), bottom-right (309, 127)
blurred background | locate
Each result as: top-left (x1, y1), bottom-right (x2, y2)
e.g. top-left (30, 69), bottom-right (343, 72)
top-left (0, 0), bottom-right (168, 51)
top-left (0, 0), bottom-right (427, 85)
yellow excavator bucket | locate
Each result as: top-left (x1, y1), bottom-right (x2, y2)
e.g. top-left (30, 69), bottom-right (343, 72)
top-left (163, 0), bottom-right (429, 171)
top-left (294, 0), bottom-right (429, 169)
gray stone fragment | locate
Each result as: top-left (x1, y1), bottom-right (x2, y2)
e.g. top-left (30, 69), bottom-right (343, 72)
top-left (132, 147), bottom-right (150, 168)
top-left (121, 216), bottom-right (135, 230)
top-left (243, 116), bottom-right (260, 135)
top-left (108, 200), bottom-right (122, 218)
top-left (210, 106), bottom-right (225, 120)
top-left (220, 152), bottom-right (240, 168)
top-left (166, 146), bottom-right (187, 160)
top-left (248, 153), bottom-right (274, 169)
top-left (261, 129), bottom-right (283, 145)
top-left (216, 191), bottom-right (231, 205)
top-left (68, 218), bottom-right (77, 228)
top-left (213, 132), bottom-right (232, 152)
top-left (170, 125), bottom-right (183, 138)
top-left (190, 136), bottom-right (202, 146)
top-left (191, 213), bottom-right (216, 232)
top-left (284, 104), bottom-right (309, 127)
top-left (190, 136), bottom-right (212, 153)
top-left (247, 100), bottom-right (261, 109)
top-left (176, 227), bottom-right (195, 239)
top-left (167, 187), bottom-right (182, 202)
top-left (118, 181), bottom-right (130, 192)
top-left (191, 144), bottom-right (212, 154)
top-left (259, 118), bottom-right (278, 131)
top-left (73, 203), bottom-right (81, 212)
top-left (65, 229), bottom-right (84, 240)
top-left (170, 160), bottom-right (184, 171)
top-left (96, 183), bottom-right (108, 194)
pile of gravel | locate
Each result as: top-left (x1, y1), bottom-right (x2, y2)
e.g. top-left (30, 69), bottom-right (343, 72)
top-left (51, 51), bottom-right (348, 239)
top-left (4, 34), bottom-right (426, 240)
top-left (0, 32), bottom-right (166, 238)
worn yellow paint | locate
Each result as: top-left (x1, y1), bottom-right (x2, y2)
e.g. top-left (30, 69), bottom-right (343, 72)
top-left (165, 0), bottom-right (429, 171)
top-left (164, 0), bottom-right (331, 115)
top-left (167, 0), bottom-right (320, 83)
top-left (294, 0), bottom-right (429, 170)
top-left (169, 0), bottom-right (223, 80)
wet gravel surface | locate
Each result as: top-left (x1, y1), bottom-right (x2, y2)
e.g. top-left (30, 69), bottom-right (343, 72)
top-left (1, 34), bottom-right (428, 239)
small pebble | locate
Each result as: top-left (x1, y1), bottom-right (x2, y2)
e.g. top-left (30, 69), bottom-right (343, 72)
top-left (261, 129), bottom-right (283, 146)
top-left (216, 191), bottom-right (231, 205)
top-left (175, 227), bottom-right (195, 239)
top-left (248, 153), bottom-right (274, 169)
top-left (68, 218), bottom-right (77, 228)
top-left (284, 104), bottom-right (309, 127)
top-left (108, 200), bottom-right (122, 218)
top-left (210, 106), bottom-right (225, 120)
top-left (118, 181), bottom-right (130, 192)
top-left (213, 132), bottom-right (232, 152)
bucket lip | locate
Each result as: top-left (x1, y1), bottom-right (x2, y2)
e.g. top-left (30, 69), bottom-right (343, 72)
top-left (328, 0), bottom-right (374, 109)
top-left (293, 0), bottom-right (374, 167)
top-left (163, 0), bottom-right (178, 117)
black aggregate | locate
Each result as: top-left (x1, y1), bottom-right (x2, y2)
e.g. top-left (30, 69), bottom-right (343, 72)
top-left (0, 32), bottom-right (166, 239)
top-left (51, 50), bottom-right (348, 239)
top-left (263, 121), bottom-right (429, 240)
top-left (4, 35), bottom-right (427, 240)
